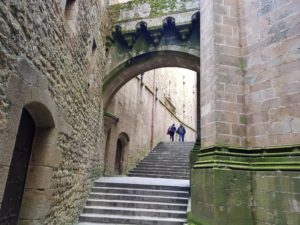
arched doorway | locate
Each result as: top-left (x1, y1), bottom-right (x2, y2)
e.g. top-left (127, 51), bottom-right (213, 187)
top-left (0, 109), bottom-right (35, 225)
top-left (0, 102), bottom-right (56, 225)
top-left (114, 139), bottom-right (123, 175)
top-left (114, 133), bottom-right (130, 175)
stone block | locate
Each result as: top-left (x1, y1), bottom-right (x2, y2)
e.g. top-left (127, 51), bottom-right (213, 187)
top-left (34, 128), bottom-right (58, 145)
top-left (17, 219), bottom-right (42, 225)
top-left (25, 166), bottom-right (53, 189)
top-left (216, 122), bottom-right (231, 134)
top-left (216, 133), bottom-right (241, 145)
top-left (214, 3), bottom-right (230, 16)
top-left (0, 165), bottom-right (9, 201)
top-left (19, 188), bottom-right (53, 220)
top-left (286, 212), bottom-right (300, 225)
top-left (226, 205), bottom-right (253, 225)
top-left (216, 101), bottom-right (243, 113)
top-left (232, 124), bottom-right (246, 136)
top-left (247, 111), bottom-right (269, 124)
top-left (6, 74), bottom-right (32, 108)
top-left (291, 118), bottom-right (300, 133)
top-left (30, 143), bottom-right (62, 168)
top-left (16, 58), bottom-right (39, 86)
top-left (270, 118), bottom-right (292, 135)
top-left (255, 207), bottom-right (276, 224)
top-left (215, 111), bottom-right (239, 123)
top-left (0, 131), bottom-right (16, 166)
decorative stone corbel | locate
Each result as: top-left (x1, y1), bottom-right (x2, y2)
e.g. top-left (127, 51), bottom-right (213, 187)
top-left (123, 34), bottom-right (135, 48)
top-left (150, 31), bottom-right (162, 45)
top-left (178, 27), bottom-right (191, 41)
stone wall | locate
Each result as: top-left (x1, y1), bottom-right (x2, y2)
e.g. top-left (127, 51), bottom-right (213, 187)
top-left (191, 0), bottom-right (300, 224)
top-left (200, 0), bottom-right (246, 147)
top-left (241, 0), bottom-right (300, 146)
top-left (0, 0), bottom-right (109, 224)
top-left (200, 0), bottom-right (300, 147)
top-left (105, 68), bottom-right (197, 174)
top-left (190, 145), bottom-right (300, 225)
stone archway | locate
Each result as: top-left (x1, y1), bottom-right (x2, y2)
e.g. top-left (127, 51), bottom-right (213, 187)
top-left (103, 4), bottom-right (200, 144)
top-left (103, 50), bottom-right (200, 108)
top-left (0, 58), bottom-right (60, 225)
top-left (104, 7), bottom-right (200, 108)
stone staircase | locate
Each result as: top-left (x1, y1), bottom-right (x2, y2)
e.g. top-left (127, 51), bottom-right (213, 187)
top-left (78, 142), bottom-right (194, 225)
top-left (128, 142), bottom-right (194, 179)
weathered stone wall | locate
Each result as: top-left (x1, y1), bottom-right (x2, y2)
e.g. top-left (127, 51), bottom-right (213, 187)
top-left (241, 0), bottom-right (300, 146)
top-left (200, 0), bottom-right (300, 147)
top-left (105, 68), bottom-right (197, 174)
top-left (191, 0), bottom-right (300, 225)
top-left (253, 171), bottom-right (300, 225)
top-left (191, 168), bottom-right (300, 225)
top-left (200, 0), bottom-right (246, 147)
top-left (190, 145), bottom-right (300, 225)
top-left (0, 0), bottom-right (109, 224)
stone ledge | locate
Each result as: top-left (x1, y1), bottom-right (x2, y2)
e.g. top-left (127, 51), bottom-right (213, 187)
top-left (193, 145), bottom-right (300, 171)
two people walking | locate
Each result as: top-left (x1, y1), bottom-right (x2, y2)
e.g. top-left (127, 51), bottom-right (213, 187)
top-left (167, 124), bottom-right (186, 142)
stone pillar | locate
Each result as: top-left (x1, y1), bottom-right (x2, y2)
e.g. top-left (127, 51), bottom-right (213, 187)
top-left (196, 72), bottom-right (201, 143)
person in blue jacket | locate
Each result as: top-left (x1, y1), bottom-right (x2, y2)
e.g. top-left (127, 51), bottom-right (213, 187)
top-left (167, 124), bottom-right (177, 142)
top-left (177, 124), bottom-right (186, 142)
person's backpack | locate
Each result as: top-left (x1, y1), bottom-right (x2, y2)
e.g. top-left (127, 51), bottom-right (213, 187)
top-left (167, 127), bottom-right (171, 135)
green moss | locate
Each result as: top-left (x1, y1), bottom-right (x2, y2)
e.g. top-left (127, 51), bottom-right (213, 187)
top-left (110, 0), bottom-right (179, 20)
top-left (90, 166), bottom-right (103, 180)
top-left (239, 115), bottom-right (247, 124)
top-left (132, 36), bottom-right (149, 53)
top-left (239, 58), bottom-right (246, 72)
top-left (109, 4), bottom-right (122, 25)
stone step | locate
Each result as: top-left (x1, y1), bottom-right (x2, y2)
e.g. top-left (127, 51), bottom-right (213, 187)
top-left (128, 173), bottom-right (189, 179)
top-left (82, 206), bottom-right (186, 218)
top-left (78, 223), bottom-right (135, 225)
top-left (79, 214), bottom-right (186, 225)
top-left (85, 199), bottom-right (188, 211)
top-left (91, 187), bottom-right (189, 197)
top-left (136, 165), bottom-right (189, 170)
top-left (129, 170), bottom-right (189, 175)
top-left (135, 165), bottom-right (189, 169)
top-left (129, 170), bottom-right (188, 174)
top-left (94, 182), bottom-right (189, 192)
top-left (145, 155), bottom-right (190, 158)
top-left (138, 163), bottom-right (189, 167)
top-left (129, 173), bottom-right (189, 178)
top-left (88, 192), bottom-right (188, 204)
top-left (149, 151), bottom-right (190, 154)
top-left (131, 167), bottom-right (189, 172)
top-left (142, 158), bottom-right (189, 161)
top-left (141, 157), bottom-right (189, 161)
top-left (138, 162), bottom-right (189, 166)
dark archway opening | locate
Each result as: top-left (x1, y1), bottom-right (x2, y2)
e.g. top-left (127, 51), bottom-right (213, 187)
top-left (0, 109), bottom-right (35, 225)
top-left (114, 139), bottom-right (123, 175)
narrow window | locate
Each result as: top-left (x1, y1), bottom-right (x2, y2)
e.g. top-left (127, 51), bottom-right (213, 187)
top-left (92, 38), bottom-right (97, 54)
top-left (64, 0), bottom-right (78, 34)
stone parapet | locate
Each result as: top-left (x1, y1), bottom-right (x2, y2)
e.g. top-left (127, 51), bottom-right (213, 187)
top-left (194, 145), bottom-right (300, 171)
top-left (190, 145), bottom-right (300, 225)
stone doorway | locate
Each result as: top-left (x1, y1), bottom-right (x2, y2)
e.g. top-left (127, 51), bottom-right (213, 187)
top-left (0, 109), bottom-right (35, 225)
top-left (114, 139), bottom-right (123, 175)
top-left (0, 101), bottom-right (57, 225)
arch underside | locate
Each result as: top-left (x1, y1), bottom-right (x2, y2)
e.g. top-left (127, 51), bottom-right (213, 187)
top-left (103, 50), bottom-right (200, 107)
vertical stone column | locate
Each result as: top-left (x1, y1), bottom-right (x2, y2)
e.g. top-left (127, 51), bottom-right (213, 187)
top-left (190, 1), bottom-right (252, 224)
top-left (200, 0), bottom-right (246, 147)
top-left (196, 72), bottom-right (201, 143)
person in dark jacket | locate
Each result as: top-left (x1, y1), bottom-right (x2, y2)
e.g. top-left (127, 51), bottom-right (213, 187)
top-left (167, 124), bottom-right (177, 142)
top-left (177, 124), bottom-right (186, 142)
